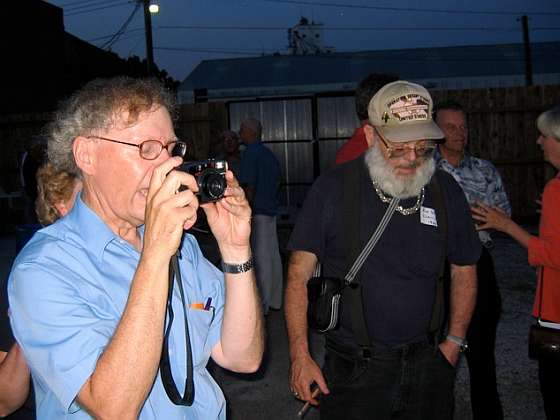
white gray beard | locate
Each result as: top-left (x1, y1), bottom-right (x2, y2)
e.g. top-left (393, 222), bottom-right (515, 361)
top-left (364, 143), bottom-right (436, 199)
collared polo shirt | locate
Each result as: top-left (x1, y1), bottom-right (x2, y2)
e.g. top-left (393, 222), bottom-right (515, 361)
top-left (435, 150), bottom-right (511, 245)
top-left (8, 194), bottom-right (226, 419)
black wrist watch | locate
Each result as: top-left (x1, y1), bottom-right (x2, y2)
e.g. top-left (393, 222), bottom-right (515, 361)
top-left (221, 256), bottom-right (254, 274)
top-left (446, 334), bottom-right (469, 352)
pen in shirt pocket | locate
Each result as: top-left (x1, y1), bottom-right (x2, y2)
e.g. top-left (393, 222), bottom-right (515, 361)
top-left (189, 297), bottom-right (213, 311)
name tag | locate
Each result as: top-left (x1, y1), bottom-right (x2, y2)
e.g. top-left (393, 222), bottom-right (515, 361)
top-left (420, 206), bottom-right (438, 227)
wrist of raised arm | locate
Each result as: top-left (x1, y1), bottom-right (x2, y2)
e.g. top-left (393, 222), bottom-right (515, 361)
top-left (219, 246), bottom-right (252, 264)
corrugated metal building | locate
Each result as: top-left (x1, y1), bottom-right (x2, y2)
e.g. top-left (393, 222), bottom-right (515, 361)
top-left (177, 42), bottom-right (560, 216)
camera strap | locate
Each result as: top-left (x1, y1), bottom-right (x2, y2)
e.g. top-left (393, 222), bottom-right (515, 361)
top-left (160, 252), bottom-right (195, 406)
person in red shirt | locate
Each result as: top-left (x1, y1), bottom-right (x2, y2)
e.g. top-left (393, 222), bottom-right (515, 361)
top-left (472, 105), bottom-right (560, 420)
top-left (335, 73), bottom-right (398, 165)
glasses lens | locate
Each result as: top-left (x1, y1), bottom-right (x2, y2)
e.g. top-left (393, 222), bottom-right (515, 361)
top-left (140, 140), bottom-right (163, 160)
top-left (170, 141), bottom-right (188, 158)
top-left (389, 144), bottom-right (436, 159)
top-left (416, 146), bottom-right (436, 157)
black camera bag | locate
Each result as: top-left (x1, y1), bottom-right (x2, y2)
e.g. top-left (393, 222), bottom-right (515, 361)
top-left (307, 276), bottom-right (345, 332)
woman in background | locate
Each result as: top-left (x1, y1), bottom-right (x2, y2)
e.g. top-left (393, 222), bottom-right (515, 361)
top-left (472, 105), bottom-right (560, 420)
top-left (0, 163), bottom-right (80, 418)
top-left (35, 162), bottom-right (82, 225)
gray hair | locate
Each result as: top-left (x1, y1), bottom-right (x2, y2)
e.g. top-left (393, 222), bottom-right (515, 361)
top-left (537, 105), bottom-right (560, 142)
top-left (48, 76), bottom-right (176, 176)
top-left (240, 118), bottom-right (262, 138)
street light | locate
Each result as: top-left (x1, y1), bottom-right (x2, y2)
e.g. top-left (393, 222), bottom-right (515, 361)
top-left (141, 0), bottom-right (159, 75)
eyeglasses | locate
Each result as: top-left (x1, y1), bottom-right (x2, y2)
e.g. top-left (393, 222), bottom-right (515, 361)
top-left (377, 132), bottom-right (436, 159)
top-left (88, 136), bottom-right (187, 160)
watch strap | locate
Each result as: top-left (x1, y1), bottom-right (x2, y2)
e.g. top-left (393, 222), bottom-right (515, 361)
top-left (221, 256), bottom-right (254, 274)
top-left (446, 334), bottom-right (468, 351)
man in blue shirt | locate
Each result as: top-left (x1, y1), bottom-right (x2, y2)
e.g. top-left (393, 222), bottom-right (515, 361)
top-left (8, 77), bottom-right (264, 419)
top-left (238, 118), bottom-right (283, 315)
top-left (435, 100), bottom-right (510, 420)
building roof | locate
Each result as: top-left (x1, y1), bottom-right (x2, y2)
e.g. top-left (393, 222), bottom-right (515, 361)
top-left (178, 41), bottom-right (560, 101)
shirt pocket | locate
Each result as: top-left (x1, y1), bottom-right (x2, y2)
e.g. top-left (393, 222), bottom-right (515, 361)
top-left (405, 223), bottom-right (445, 278)
top-left (187, 306), bottom-right (216, 365)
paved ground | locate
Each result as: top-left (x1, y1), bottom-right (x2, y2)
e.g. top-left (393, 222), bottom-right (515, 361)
top-left (0, 226), bottom-right (545, 419)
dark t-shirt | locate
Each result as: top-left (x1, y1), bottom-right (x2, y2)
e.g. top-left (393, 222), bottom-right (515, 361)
top-left (1, 280), bottom-right (35, 420)
top-left (288, 157), bottom-right (481, 348)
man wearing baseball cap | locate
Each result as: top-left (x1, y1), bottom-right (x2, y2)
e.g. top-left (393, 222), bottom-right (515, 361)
top-left (285, 81), bottom-right (480, 419)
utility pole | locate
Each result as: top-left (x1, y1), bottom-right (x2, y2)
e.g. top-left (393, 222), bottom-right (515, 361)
top-left (520, 15), bottom-right (533, 86)
top-left (141, 0), bottom-right (154, 76)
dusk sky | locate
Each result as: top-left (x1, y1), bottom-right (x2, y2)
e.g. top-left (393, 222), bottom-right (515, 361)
top-left (47, 0), bottom-right (560, 82)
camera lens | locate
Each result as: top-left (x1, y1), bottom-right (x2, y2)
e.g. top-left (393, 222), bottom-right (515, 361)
top-left (201, 171), bottom-right (227, 200)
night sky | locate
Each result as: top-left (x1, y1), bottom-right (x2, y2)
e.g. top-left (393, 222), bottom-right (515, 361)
top-left (47, 0), bottom-right (560, 82)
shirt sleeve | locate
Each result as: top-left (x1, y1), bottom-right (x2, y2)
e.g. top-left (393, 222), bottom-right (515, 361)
top-left (8, 260), bottom-right (109, 413)
top-left (485, 161), bottom-right (512, 216)
top-left (287, 172), bottom-right (336, 260)
top-left (528, 179), bottom-right (560, 270)
top-left (440, 172), bottom-right (482, 266)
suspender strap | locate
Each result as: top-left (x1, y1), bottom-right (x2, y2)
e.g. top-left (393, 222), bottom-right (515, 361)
top-left (427, 173), bottom-right (448, 343)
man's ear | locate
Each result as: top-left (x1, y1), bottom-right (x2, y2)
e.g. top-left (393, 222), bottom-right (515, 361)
top-left (364, 125), bottom-right (376, 148)
top-left (73, 136), bottom-right (95, 175)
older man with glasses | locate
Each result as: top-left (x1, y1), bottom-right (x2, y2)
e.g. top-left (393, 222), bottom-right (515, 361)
top-left (285, 81), bottom-right (480, 420)
top-left (8, 77), bottom-right (264, 420)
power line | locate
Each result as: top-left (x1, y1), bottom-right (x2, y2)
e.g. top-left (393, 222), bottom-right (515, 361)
top-left (258, 0), bottom-right (560, 16)
top-left (65, 1), bottom-right (131, 16)
top-left (100, 2), bottom-right (140, 49)
top-left (59, 0), bottom-right (117, 7)
top-left (157, 25), bottom-right (560, 32)
top-left (64, 0), bottom-right (123, 11)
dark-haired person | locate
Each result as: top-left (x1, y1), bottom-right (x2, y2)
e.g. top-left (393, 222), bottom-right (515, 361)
top-left (434, 101), bottom-right (510, 420)
top-left (335, 73), bottom-right (398, 164)
top-left (472, 105), bottom-right (560, 420)
top-left (8, 77), bottom-right (264, 419)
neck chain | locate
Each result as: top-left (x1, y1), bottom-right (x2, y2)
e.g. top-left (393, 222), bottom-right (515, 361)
top-left (372, 180), bottom-right (425, 216)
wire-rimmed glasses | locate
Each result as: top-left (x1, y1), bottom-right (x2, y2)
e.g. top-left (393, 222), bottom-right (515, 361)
top-left (88, 136), bottom-right (188, 160)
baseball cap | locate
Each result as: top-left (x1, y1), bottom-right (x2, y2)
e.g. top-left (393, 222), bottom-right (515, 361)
top-left (368, 80), bottom-right (444, 143)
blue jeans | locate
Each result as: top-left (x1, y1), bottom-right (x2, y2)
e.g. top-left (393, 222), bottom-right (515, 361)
top-left (320, 341), bottom-right (456, 420)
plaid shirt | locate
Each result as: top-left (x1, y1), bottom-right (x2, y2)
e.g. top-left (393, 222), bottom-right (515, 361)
top-left (435, 149), bottom-right (511, 246)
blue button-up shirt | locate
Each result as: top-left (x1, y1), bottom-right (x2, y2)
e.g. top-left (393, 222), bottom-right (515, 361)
top-left (435, 149), bottom-right (511, 245)
top-left (8, 195), bottom-right (226, 419)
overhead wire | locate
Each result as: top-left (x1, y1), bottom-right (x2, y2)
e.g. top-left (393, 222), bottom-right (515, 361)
top-left (65, 1), bottom-right (132, 16)
top-left (258, 0), bottom-right (560, 16)
top-left (156, 25), bottom-right (560, 32)
top-left (100, 2), bottom-right (141, 49)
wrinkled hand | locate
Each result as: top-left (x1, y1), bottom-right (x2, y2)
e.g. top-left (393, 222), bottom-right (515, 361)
top-left (143, 157), bottom-right (200, 259)
top-left (471, 201), bottom-right (511, 233)
top-left (290, 354), bottom-right (329, 405)
top-left (201, 170), bottom-right (252, 253)
top-left (439, 340), bottom-right (460, 367)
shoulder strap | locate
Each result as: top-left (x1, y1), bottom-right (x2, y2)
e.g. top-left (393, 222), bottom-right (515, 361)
top-left (427, 172), bottom-right (448, 343)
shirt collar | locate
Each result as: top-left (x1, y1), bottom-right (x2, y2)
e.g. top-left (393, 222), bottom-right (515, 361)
top-left (435, 148), bottom-right (472, 168)
top-left (66, 192), bottom-right (124, 262)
